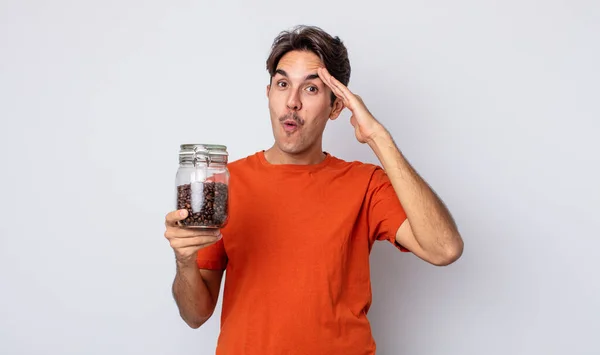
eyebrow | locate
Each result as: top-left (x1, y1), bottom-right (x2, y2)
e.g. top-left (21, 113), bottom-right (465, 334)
top-left (275, 69), bottom-right (320, 82)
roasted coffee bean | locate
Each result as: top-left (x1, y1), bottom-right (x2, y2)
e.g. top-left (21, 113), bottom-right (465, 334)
top-left (177, 182), bottom-right (228, 227)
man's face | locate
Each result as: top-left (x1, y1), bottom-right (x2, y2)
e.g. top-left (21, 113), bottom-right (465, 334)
top-left (266, 50), bottom-right (343, 156)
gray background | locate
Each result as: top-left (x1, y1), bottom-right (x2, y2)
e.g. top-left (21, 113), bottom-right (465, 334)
top-left (1, 0), bottom-right (599, 354)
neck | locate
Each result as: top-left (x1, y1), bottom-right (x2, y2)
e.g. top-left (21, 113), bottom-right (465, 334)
top-left (264, 144), bottom-right (326, 165)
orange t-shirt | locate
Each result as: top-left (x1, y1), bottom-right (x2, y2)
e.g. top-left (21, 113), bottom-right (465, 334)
top-left (196, 151), bottom-right (409, 354)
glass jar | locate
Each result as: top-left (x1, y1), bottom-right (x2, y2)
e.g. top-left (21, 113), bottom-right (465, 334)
top-left (175, 144), bottom-right (230, 229)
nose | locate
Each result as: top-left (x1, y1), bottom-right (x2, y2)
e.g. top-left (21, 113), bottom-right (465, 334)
top-left (286, 89), bottom-right (302, 111)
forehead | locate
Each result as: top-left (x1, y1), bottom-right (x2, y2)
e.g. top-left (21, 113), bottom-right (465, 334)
top-left (276, 50), bottom-right (323, 76)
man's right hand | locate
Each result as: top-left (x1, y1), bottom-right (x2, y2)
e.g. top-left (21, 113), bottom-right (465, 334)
top-left (164, 209), bottom-right (222, 266)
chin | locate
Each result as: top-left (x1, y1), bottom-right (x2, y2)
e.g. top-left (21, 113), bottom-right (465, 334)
top-left (276, 140), bottom-right (306, 155)
top-left (278, 144), bottom-right (303, 155)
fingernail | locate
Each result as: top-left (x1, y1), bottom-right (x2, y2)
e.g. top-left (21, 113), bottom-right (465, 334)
top-left (179, 210), bottom-right (187, 217)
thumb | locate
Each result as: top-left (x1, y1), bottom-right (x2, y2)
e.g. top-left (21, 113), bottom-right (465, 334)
top-left (166, 209), bottom-right (189, 226)
top-left (178, 209), bottom-right (189, 219)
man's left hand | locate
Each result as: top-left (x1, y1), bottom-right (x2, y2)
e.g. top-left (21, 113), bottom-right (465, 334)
top-left (318, 67), bottom-right (386, 144)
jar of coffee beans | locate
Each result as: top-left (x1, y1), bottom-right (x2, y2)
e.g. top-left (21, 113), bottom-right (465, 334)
top-left (175, 144), bottom-right (229, 229)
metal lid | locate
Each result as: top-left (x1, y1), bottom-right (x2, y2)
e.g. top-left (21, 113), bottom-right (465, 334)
top-left (179, 144), bottom-right (228, 165)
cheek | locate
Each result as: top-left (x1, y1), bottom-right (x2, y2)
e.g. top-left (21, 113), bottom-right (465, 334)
top-left (268, 97), bottom-right (280, 116)
top-left (310, 103), bottom-right (331, 122)
top-left (269, 92), bottom-right (286, 111)
top-left (302, 96), bottom-right (325, 111)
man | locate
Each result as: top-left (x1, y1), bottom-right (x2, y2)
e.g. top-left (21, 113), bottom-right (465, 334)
top-left (164, 25), bottom-right (463, 354)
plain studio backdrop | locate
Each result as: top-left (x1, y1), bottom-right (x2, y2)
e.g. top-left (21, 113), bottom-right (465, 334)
top-left (1, 1), bottom-right (599, 354)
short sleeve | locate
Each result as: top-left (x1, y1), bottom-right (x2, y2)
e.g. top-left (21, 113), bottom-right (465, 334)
top-left (367, 167), bottom-right (410, 252)
top-left (196, 238), bottom-right (228, 270)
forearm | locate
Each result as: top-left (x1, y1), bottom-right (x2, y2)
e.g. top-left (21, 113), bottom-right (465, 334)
top-left (368, 127), bottom-right (463, 259)
top-left (172, 261), bottom-right (216, 328)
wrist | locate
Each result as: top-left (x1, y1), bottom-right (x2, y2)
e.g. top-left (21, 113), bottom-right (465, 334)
top-left (366, 125), bottom-right (393, 151)
top-left (176, 257), bottom-right (198, 271)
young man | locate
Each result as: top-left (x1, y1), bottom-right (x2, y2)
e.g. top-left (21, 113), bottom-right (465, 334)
top-left (164, 25), bottom-right (463, 354)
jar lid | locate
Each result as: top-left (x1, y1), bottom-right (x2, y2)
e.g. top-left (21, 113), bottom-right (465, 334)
top-left (179, 144), bottom-right (228, 165)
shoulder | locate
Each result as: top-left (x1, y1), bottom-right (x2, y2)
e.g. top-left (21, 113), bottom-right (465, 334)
top-left (226, 151), bottom-right (261, 172)
top-left (327, 154), bottom-right (382, 174)
top-left (325, 154), bottom-right (387, 183)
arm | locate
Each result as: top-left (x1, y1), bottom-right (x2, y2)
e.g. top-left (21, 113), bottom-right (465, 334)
top-left (172, 265), bottom-right (224, 328)
top-left (368, 130), bottom-right (463, 266)
top-left (317, 67), bottom-right (463, 266)
top-left (164, 209), bottom-right (225, 328)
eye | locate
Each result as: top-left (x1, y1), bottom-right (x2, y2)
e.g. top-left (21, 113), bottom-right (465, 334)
top-left (277, 81), bottom-right (288, 88)
top-left (305, 86), bottom-right (318, 93)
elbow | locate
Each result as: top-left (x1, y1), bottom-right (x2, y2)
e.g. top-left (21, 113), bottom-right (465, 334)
top-left (186, 319), bottom-right (204, 329)
top-left (184, 317), bottom-right (208, 329)
top-left (181, 313), bottom-right (212, 329)
top-left (431, 235), bottom-right (464, 266)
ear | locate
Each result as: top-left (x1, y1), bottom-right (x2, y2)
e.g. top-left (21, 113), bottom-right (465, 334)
top-left (328, 97), bottom-right (345, 120)
top-left (266, 84), bottom-right (271, 97)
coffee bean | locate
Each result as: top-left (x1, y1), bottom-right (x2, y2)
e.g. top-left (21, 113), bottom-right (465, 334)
top-left (177, 182), bottom-right (228, 228)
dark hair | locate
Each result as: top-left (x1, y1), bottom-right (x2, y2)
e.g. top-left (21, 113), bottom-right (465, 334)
top-left (266, 25), bottom-right (351, 104)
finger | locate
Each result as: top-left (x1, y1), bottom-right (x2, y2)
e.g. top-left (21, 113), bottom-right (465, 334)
top-left (318, 67), bottom-right (341, 96)
top-left (321, 74), bottom-right (351, 108)
top-left (324, 77), bottom-right (348, 105)
top-left (176, 242), bottom-right (220, 260)
top-left (318, 67), bottom-right (354, 105)
top-left (165, 209), bottom-right (188, 226)
top-left (326, 73), bottom-right (355, 104)
top-left (165, 227), bottom-right (221, 239)
top-left (170, 235), bottom-right (222, 249)
top-left (330, 81), bottom-right (349, 103)
top-left (317, 67), bottom-right (336, 91)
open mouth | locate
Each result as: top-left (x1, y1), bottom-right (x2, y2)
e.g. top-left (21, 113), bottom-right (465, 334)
top-left (283, 120), bottom-right (298, 132)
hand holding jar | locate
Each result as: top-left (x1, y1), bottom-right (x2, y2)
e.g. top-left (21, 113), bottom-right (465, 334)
top-left (164, 209), bottom-right (222, 266)
top-left (164, 144), bottom-right (230, 266)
